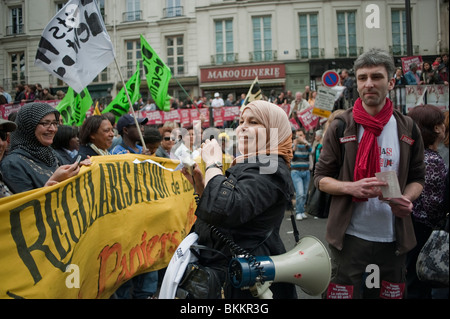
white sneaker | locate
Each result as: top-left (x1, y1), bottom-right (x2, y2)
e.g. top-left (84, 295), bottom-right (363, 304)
top-left (296, 213), bottom-right (303, 221)
top-left (301, 213), bottom-right (308, 219)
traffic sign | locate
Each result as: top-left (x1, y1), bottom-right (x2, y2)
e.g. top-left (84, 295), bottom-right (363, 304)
top-left (322, 70), bottom-right (340, 87)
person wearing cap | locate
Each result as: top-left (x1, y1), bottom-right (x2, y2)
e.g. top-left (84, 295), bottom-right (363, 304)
top-left (1, 102), bottom-right (86, 194)
top-left (0, 118), bottom-right (17, 197)
top-left (211, 92), bottom-right (224, 108)
top-left (110, 114), bottom-right (149, 155)
top-left (110, 113), bottom-right (160, 299)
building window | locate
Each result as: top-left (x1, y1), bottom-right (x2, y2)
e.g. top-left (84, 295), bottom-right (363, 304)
top-left (167, 36), bottom-right (184, 76)
top-left (7, 7), bottom-right (23, 35)
top-left (165, 0), bottom-right (182, 18)
top-left (55, 2), bottom-right (66, 12)
top-left (10, 52), bottom-right (26, 87)
top-left (337, 11), bottom-right (357, 57)
top-left (299, 13), bottom-right (319, 59)
top-left (215, 19), bottom-right (234, 64)
top-left (126, 40), bottom-right (142, 79)
top-left (252, 16), bottom-right (272, 62)
top-left (124, 0), bottom-right (141, 22)
top-left (391, 9), bottom-right (407, 56)
top-left (92, 68), bottom-right (108, 83)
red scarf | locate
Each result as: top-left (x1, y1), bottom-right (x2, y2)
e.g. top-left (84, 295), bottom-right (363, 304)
top-left (353, 97), bottom-right (393, 201)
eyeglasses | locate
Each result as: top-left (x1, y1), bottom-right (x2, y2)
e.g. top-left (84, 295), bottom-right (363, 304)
top-left (38, 121), bottom-right (59, 128)
top-left (163, 137), bottom-right (174, 141)
top-left (0, 131), bottom-right (7, 141)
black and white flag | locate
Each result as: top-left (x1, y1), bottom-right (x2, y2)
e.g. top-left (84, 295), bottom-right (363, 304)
top-left (35, 0), bottom-right (115, 93)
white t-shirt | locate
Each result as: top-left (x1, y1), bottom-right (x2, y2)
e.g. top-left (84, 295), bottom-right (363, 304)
top-left (211, 98), bottom-right (224, 107)
top-left (346, 115), bottom-right (400, 242)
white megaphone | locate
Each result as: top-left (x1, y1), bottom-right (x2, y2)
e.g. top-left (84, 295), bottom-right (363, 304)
top-left (228, 236), bottom-right (331, 299)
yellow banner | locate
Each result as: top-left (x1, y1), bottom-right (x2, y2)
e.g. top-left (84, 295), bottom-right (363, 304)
top-left (0, 154), bottom-right (197, 299)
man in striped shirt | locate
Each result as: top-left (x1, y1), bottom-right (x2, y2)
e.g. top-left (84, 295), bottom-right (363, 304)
top-left (291, 128), bottom-right (312, 220)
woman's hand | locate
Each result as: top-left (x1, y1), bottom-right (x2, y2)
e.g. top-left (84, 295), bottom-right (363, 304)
top-left (45, 161), bottom-right (81, 187)
top-left (201, 139), bottom-right (222, 167)
top-left (181, 163), bottom-right (205, 196)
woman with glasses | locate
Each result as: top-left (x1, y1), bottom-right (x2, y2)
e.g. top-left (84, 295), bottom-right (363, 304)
top-left (0, 102), bottom-right (84, 194)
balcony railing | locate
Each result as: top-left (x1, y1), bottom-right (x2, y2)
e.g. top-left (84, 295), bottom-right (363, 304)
top-left (335, 46), bottom-right (363, 58)
top-left (122, 10), bottom-right (142, 22)
top-left (250, 50), bottom-right (277, 62)
top-left (389, 45), bottom-right (419, 56)
top-left (296, 48), bottom-right (324, 59)
top-left (163, 6), bottom-right (183, 18)
top-left (211, 53), bottom-right (238, 65)
top-left (6, 24), bottom-right (24, 35)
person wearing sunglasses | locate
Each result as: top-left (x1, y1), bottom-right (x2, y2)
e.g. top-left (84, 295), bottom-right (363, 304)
top-left (0, 102), bottom-right (87, 194)
top-left (0, 118), bottom-right (17, 198)
top-left (155, 126), bottom-right (174, 158)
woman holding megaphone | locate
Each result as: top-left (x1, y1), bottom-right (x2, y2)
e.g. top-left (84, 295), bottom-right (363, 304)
top-left (180, 100), bottom-right (297, 299)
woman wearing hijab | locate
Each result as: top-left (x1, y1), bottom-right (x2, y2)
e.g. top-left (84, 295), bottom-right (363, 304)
top-left (77, 115), bottom-right (115, 160)
top-left (181, 100), bottom-right (297, 299)
top-left (0, 102), bottom-right (83, 194)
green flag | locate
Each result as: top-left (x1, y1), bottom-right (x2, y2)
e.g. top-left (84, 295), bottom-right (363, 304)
top-left (140, 34), bottom-right (172, 112)
top-left (57, 87), bottom-right (93, 126)
top-left (103, 61), bottom-right (141, 121)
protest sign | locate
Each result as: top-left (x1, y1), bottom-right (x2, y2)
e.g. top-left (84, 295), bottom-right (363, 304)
top-left (0, 154), bottom-right (196, 299)
top-left (297, 106), bottom-right (319, 131)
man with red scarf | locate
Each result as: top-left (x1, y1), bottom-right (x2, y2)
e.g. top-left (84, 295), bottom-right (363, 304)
top-left (314, 48), bottom-right (425, 299)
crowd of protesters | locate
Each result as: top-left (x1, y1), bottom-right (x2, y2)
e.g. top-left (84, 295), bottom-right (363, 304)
top-left (0, 50), bottom-right (449, 300)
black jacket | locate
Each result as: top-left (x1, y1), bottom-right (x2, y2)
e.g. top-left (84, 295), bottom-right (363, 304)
top-left (77, 144), bottom-right (99, 160)
top-left (193, 155), bottom-right (296, 298)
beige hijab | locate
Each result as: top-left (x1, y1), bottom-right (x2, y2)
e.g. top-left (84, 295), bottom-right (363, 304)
top-left (235, 100), bottom-right (293, 165)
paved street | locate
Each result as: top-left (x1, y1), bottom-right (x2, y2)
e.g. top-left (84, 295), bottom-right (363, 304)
top-left (280, 210), bottom-right (329, 299)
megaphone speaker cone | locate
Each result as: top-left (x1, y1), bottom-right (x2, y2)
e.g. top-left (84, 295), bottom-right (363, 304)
top-left (271, 235), bottom-right (331, 296)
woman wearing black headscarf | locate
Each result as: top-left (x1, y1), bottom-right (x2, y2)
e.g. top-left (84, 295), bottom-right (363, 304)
top-left (0, 102), bottom-right (84, 194)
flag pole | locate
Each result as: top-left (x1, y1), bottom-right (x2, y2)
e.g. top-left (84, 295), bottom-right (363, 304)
top-left (173, 76), bottom-right (199, 111)
top-left (113, 57), bottom-right (147, 151)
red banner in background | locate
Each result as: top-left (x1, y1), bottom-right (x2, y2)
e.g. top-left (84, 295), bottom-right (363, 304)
top-left (1, 104), bottom-right (243, 128)
top-left (0, 100), bottom-right (60, 119)
top-left (401, 56), bottom-right (423, 73)
top-left (297, 106), bottom-right (320, 131)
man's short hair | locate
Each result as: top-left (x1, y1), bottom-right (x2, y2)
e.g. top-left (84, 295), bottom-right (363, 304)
top-left (354, 48), bottom-right (396, 79)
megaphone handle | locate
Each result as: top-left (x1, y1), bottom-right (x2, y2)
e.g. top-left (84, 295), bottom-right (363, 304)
top-left (250, 282), bottom-right (273, 299)
top-left (290, 211), bottom-right (300, 243)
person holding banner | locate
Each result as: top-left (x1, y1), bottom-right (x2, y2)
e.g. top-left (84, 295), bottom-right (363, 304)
top-left (52, 125), bottom-right (80, 165)
top-left (0, 118), bottom-right (17, 197)
top-left (0, 103), bottom-right (86, 194)
top-left (181, 100), bottom-right (297, 299)
top-left (155, 127), bottom-right (174, 158)
top-left (110, 114), bottom-right (149, 155)
top-left (77, 115), bottom-right (115, 159)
